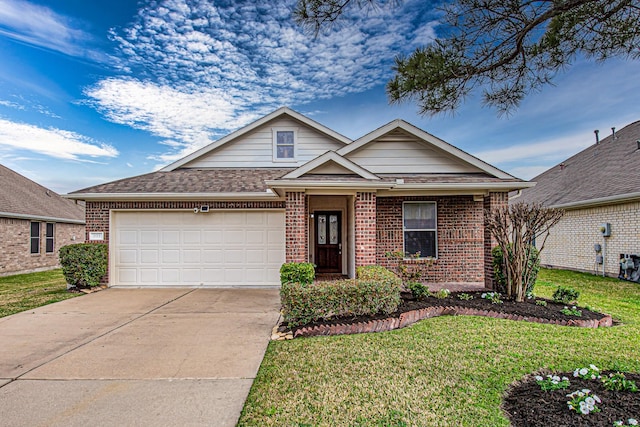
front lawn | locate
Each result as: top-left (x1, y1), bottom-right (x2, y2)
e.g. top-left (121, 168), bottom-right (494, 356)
top-left (239, 269), bottom-right (640, 426)
top-left (0, 269), bottom-right (80, 318)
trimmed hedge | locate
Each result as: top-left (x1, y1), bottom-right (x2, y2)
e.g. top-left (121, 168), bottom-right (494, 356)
top-left (59, 243), bottom-right (107, 288)
top-left (356, 265), bottom-right (400, 283)
top-left (281, 266), bottom-right (401, 328)
top-left (280, 262), bottom-right (315, 285)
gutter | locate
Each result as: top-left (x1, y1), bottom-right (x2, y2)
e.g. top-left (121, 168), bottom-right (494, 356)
top-left (550, 191), bottom-right (640, 210)
top-left (64, 190), bottom-right (282, 202)
top-left (0, 211), bottom-right (85, 225)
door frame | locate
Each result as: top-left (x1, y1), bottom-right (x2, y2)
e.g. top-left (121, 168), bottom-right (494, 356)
top-left (313, 210), bottom-right (342, 274)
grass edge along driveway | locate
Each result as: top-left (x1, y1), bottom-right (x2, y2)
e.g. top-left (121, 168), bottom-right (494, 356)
top-left (0, 269), bottom-right (79, 318)
top-left (239, 268), bottom-right (640, 427)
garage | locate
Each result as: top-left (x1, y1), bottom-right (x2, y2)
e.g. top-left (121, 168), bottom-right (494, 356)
top-left (112, 210), bottom-right (285, 287)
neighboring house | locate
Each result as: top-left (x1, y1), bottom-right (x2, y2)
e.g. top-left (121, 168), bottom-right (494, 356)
top-left (515, 120), bottom-right (640, 278)
top-left (0, 164), bottom-right (85, 276)
top-left (68, 107), bottom-right (531, 288)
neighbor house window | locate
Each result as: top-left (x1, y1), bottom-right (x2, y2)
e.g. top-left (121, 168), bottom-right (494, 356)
top-left (46, 223), bottom-right (55, 253)
top-left (272, 128), bottom-right (297, 161)
top-left (30, 222), bottom-right (40, 254)
top-left (403, 202), bottom-right (437, 258)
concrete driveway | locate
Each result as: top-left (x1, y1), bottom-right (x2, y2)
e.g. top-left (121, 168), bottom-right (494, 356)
top-left (0, 288), bottom-right (280, 427)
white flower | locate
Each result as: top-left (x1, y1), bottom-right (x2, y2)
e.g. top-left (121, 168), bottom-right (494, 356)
top-left (590, 364), bottom-right (599, 370)
top-left (562, 376), bottom-right (569, 381)
top-left (629, 419), bottom-right (638, 426)
top-left (594, 395), bottom-right (601, 403)
top-left (582, 388), bottom-right (591, 393)
top-left (535, 375), bottom-right (543, 381)
top-left (615, 422), bottom-right (624, 426)
top-left (585, 397), bottom-right (595, 405)
top-left (579, 368), bottom-right (589, 376)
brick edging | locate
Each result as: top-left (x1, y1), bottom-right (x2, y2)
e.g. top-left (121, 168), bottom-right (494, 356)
top-left (292, 306), bottom-right (613, 338)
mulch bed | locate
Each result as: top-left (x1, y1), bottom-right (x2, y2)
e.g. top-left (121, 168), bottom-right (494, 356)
top-left (503, 373), bottom-right (640, 426)
top-left (287, 292), bottom-right (613, 337)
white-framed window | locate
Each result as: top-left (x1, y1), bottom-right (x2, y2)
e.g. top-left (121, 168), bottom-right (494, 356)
top-left (403, 201), bottom-right (437, 258)
top-left (30, 222), bottom-right (40, 254)
top-left (272, 128), bottom-right (297, 162)
top-left (46, 223), bottom-right (55, 253)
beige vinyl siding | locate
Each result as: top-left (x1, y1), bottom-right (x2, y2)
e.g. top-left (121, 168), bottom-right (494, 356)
top-left (345, 129), bottom-right (481, 174)
top-left (184, 117), bottom-right (344, 168)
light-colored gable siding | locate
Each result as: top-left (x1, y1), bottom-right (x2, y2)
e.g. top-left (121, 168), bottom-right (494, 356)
top-left (183, 117), bottom-right (344, 168)
top-left (308, 161), bottom-right (354, 175)
top-left (345, 129), bottom-right (482, 174)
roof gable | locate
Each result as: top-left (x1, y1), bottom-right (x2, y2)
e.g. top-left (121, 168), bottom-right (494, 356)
top-left (162, 107), bottom-right (352, 171)
top-left (0, 164), bottom-right (84, 223)
top-left (281, 151), bottom-right (379, 180)
top-left (338, 120), bottom-right (515, 179)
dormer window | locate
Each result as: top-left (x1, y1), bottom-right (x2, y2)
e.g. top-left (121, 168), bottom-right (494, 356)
top-left (273, 128), bottom-right (297, 162)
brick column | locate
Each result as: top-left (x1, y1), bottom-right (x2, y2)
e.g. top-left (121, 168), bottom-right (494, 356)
top-left (285, 192), bottom-right (308, 263)
top-left (483, 192), bottom-right (509, 289)
top-left (355, 192), bottom-right (377, 266)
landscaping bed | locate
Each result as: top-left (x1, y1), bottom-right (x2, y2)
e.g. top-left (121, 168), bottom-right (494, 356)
top-left (504, 372), bottom-right (640, 427)
top-left (285, 291), bottom-right (612, 338)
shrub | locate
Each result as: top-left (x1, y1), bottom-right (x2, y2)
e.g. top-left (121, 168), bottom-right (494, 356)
top-left (356, 265), bottom-right (399, 283)
top-left (492, 244), bottom-right (540, 297)
top-left (280, 262), bottom-right (315, 285)
top-left (384, 250), bottom-right (433, 286)
top-left (59, 243), bottom-right (107, 288)
top-left (553, 286), bottom-right (580, 304)
top-left (408, 281), bottom-right (430, 300)
top-left (433, 288), bottom-right (450, 299)
top-left (280, 276), bottom-right (401, 328)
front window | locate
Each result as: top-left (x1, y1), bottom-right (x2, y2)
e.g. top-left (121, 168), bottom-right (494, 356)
top-left (273, 128), bottom-right (296, 161)
top-left (46, 223), bottom-right (55, 253)
top-left (30, 222), bottom-right (40, 254)
top-left (403, 202), bottom-right (437, 258)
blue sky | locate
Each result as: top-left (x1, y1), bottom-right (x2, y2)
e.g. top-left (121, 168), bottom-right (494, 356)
top-left (0, 0), bottom-right (639, 194)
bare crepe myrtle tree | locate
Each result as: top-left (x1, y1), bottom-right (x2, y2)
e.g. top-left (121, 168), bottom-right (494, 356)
top-left (485, 202), bottom-right (564, 302)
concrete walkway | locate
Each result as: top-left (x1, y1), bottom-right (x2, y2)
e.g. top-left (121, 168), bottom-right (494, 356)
top-left (0, 288), bottom-right (281, 427)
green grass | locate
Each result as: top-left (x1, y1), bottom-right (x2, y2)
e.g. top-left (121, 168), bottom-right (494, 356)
top-left (0, 269), bottom-right (80, 318)
top-left (239, 269), bottom-right (640, 426)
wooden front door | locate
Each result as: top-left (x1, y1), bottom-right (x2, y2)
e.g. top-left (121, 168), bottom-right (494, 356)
top-left (315, 211), bottom-right (342, 273)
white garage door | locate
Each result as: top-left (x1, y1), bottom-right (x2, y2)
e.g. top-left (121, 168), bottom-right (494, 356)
top-left (112, 210), bottom-right (285, 287)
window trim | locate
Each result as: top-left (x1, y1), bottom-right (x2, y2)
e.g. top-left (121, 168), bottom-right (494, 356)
top-left (30, 221), bottom-right (40, 254)
top-left (402, 201), bottom-right (438, 259)
top-left (272, 127), bottom-right (298, 162)
top-left (45, 222), bottom-right (55, 253)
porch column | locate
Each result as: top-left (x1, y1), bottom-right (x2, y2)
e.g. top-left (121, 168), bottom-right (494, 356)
top-left (483, 192), bottom-right (509, 289)
top-left (355, 192), bottom-right (377, 266)
top-left (285, 191), bottom-right (308, 263)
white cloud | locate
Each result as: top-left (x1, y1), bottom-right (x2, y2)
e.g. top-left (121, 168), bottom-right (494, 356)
top-left (0, 119), bottom-right (118, 160)
top-left (87, 0), bottom-right (438, 163)
top-left (0, 0), bottom-right (105, 61)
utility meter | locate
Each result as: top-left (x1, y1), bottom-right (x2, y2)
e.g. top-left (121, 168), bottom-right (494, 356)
top-left (599, 223), bottom-right (611, 237)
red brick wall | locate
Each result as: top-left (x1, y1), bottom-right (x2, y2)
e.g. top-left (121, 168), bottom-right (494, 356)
top-left (483, 192), bottom-right (509, 289)
top-left (355, 192), bottom-right (377, 266)
top-left (85, 200), bottom-right (287, 283)
top-left (285, 192), bottom-right (308, 263)
top-left (0, 217), bottom-right (85, 276)
top-left (376, 196), bottom-right (485, 283)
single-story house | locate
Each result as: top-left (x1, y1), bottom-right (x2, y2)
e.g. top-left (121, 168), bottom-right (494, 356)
top-left (0, 164), bottom-right (85, 276)
top-left (68, 107), bottom-right (532, 288)
top-left (515, 119), bottom-right (640, 278)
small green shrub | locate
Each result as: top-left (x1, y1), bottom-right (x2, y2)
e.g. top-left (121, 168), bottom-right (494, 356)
top-left (356, 265), bottom-right (399, 283)
top-left (280, 262), bottom-right (315, 285)
top-left (553, 286), bottom-right (580, 304)
top-left (602, 372), bottom-right (638, 392)
top-left (59, 243), bottom-right (107, 288)
top-left (492, 244), bottom-right (540, 296)
top-left (457, 293), bottom-right (473, 301)
top-left (280, 277), bottom-right (401, 328)
top-left (535, 299), bottom-right (548, 307)
top-left (407, 282), bottom-right (430, 300)
top-left (561, 305), bottom-right (582, 317)
top-left (481, 291), bottom-right (503, 304)
top-left (433, 288), bottom-right (450, 299)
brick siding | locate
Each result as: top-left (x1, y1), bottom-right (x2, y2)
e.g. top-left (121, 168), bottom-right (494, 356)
top-left (355, 192), bottom-right (377, 266)
top-left (376, 195), bottom-right (486, 283)
top-left (285, 192), bottom-right (308, 263)
top-left (540, 200), bottom-right (640, 276)
top-left (483, 192), bottom-right (508, 288)
top-left (0, 217), bottom-right (85, 276)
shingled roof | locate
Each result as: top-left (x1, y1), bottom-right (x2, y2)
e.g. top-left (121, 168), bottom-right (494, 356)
top-left (517, 120), bottom-right (640, 208)
top-left (0, 164), bottom-right (85, 223)
top-left (70, 168), bottom-right (292, 195)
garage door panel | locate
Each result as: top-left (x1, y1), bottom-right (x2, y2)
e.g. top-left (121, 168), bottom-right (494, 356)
top-left (113, 210), bottom-right (285, 287)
